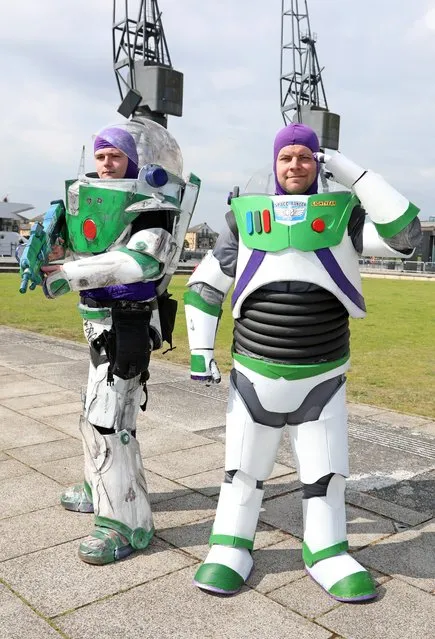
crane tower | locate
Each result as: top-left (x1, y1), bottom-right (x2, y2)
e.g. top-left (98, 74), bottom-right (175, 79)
top-left (112, 0), bottom-right (183, 128)
top-left (280, 0), bottom-right (340, 150)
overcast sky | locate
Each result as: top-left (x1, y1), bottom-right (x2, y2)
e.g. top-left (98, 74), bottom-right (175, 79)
top-left (1, 0), bottom-right (434, 231)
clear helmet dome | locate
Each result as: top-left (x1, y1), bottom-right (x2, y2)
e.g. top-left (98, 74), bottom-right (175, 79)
top-left (244, 163), bottom-right (346, 194)
top-left (93, 117), bottom-right (183, 177)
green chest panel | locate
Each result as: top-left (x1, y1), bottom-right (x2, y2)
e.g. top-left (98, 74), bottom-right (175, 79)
top-left (231, 191), bottom-right (359, 252)
top-left (66, 183), bottom-right (149, 253)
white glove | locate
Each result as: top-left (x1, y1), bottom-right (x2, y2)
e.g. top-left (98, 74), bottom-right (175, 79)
top-left (190, 349), bottom-right (221, 384)
top-left (316, 151), bottom-right (366, 190)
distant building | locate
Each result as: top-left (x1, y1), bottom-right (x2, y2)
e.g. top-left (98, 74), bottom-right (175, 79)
top-left (185, 222), bottom-right (219, 252)
top-left (0, 201), bottom-right (34, 236)
top-left (419, 220), bottom-right (435, 262)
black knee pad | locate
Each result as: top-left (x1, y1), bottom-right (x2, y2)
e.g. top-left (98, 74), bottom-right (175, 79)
top-left (301, 473), bottom-right (334, 499)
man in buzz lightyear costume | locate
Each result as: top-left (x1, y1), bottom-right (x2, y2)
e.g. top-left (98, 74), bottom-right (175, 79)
top-left (184, 123), bottom-right (421, 601)
top-left (41, 119), bottom-right (200, 564)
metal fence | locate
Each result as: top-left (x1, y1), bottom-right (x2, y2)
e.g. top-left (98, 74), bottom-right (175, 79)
top-left (359, 258), bottom-right (435, 274)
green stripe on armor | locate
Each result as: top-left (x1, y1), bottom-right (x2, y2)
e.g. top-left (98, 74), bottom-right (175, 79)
top-left (374, 202), bottom-right (420, 238)
top-left (84, 480), bottom-right (92, 501)
top-left (94, 515), bottom-right (154, 550)
top-left (190, 173), bottom-right (201, 186)
top-left (233, 352), bottom-right (349, 380)
top-left (209, 533), bottom-right (254, 550)
top-left (184, 290), bottom-right (222, 317)
top-left (78, 306), bottom-right (111, 320)
top-left (116, 247), bottom-right (162, 278)
top-left (302, 540), bottom-right (349, 568)
top-left (191, 354), bottom-right (207, 373)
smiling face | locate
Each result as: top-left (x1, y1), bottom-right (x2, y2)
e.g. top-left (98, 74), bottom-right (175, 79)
top-left (94, 147), bottom-right (129, 179)
top-left (275, 144), bottom-right (317, 195)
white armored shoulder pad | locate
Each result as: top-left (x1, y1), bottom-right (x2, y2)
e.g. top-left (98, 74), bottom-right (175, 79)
top-left (127, 228), bottom-right (176, 265)
top-left (188, 251), bottom-right (234, 296)
top-left (362, 219), bottom-right (415, 258)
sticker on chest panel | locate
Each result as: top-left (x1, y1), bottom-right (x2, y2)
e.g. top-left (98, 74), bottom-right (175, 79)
top-left (273, 198), bottom-right (307, 226)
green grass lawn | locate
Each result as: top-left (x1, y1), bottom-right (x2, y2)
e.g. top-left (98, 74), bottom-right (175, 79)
top-left (1, 273), bottom-right (434, 417)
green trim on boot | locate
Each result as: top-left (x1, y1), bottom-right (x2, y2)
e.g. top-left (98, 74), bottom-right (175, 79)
top-left (194, 563), bottom-right (245, 594)
top-left (329, 571), bottom-right (377, 602)
top-left (209, 533), bottom-right (254, 550)
top-left (302, 540), bottom-right (349, 568)
top-left (60, 482), bottom-right (94, 513)
top-left (78, 527), bottom-right (133, 565)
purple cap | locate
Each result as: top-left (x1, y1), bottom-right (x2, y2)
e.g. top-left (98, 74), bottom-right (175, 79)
top-left (273, 123), bottom-right (320, 195)
top-left (94, 127), bottom-right (138, 178)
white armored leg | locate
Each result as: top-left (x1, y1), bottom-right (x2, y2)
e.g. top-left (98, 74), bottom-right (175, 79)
top-left (290, 383), bottom-right (376, 601)
top-left (79, 418), bottom-right (154, 564)
top-left (194, 380), bottom-right (283, 594)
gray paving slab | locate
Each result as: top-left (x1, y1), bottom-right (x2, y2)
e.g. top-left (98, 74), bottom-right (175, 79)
top-left (0, 364), bottom-right (12, 376)
top-left (347, 402), bottom-right (385, 417)
top-left (5, 437), bottom-right (83, 466)
top-left (418, 421), bottom-right (435, 437)
top-left (135, 424), bottom-right (215, 458)
top-left (318, 578), bottom-right (433, 639)
top-left (366, 469), bottom-right (435, 514)
top-left (55, 565), bottom-right (333, 639)
top-left (0, 506), bottom-right (93, 562)
top-left (0, 458), bottom-right (32, 481)
top-left (0, 388), bottom-right (80, 411)
top-left (152, 491), bottom-right (218, 531)
top-left (248, 535), bottom-right (307, 594)
top-left (178, 466), bottom-right (299, 500)
top-left (353, 518), bottom-right (435, 593)
top-left (33, 455), bottom-right (86, 485)
top-left (0, 584), bottom-right (62, 639)
top-left (147, 359), bottom-right (190, 384)
top-left (363, 408), bottom-right (434, 430)
top-left (0, 342), bottom-right (72, 366)
top-left (146, 470), bottom-right (193, 505)
top-left (39, 411), bottom-right (82, 438)
top-left (0, 471), bottom-right (62, 519)
top-left (0, 327), bottom-right (88, 360)
top-left (259, 491), bottom-right (396, 547)
top-left (19, 360), bottom-right (89, 392)
top-left (143, 383), bottom-right (226, 432)
top-left (0, 537), bottom-right (196, 618)
top-left (345, 488), bottom-right (432, 527)
top-left (0, 406), bottom-right (70, 450)
top-left (0, 378), bottom-right (66, 401)
top-left (268, 574), bottom-right (342, 619)
top-left (157, 517), bottom-right (289, 562)
top-left (20, 401), bottom-right (83, 419)
top-left (143, 441), bottom-right (225, 479)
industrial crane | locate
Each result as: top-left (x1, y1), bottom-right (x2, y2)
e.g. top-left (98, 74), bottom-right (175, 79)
top-left (112, 0), bottom-right (183, 128)
top-left (280, 0), bottom-right (340, 151)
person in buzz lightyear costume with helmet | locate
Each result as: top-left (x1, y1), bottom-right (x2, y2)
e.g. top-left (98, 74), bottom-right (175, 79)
top-left (40, 119), bottom-right (200, 565)
top-left (184, 122), bottom-right (421, 601)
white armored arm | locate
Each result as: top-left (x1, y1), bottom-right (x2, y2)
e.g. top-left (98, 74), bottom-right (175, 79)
top-left (320, 151), bottom-right (420, 240)
top-left (184, 251), bottom-right (235, 382)
top-left (43, 228), bottom-right (174, 298)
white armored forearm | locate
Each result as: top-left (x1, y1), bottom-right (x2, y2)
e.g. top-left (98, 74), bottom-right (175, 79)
top-left (184, 251), bottom-right (233, 381)
top-left (62, 250), bottom-right (161, 291)
top-left (323, 152), bottom-right (420, 239)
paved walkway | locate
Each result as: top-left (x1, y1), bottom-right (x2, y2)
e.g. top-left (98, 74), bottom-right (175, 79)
top-left (0, 326), bottom-right (433, 639)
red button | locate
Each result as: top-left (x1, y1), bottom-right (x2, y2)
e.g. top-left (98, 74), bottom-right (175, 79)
top-left (312, 218), bottom-right (326, 233)
top-left (83, 219), bottom-right (97, 240)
